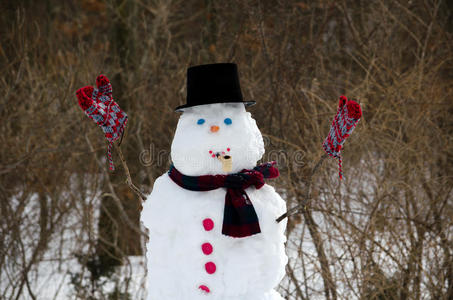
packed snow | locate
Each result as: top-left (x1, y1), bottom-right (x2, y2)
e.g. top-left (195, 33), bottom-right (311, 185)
top-left (141, 103), bottom-right (288, 300)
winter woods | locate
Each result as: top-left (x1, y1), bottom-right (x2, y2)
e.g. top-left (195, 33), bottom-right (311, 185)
top-left (1, 0), bottom-right (453, 299)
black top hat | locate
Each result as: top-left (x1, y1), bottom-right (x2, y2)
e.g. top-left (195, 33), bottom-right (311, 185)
top-left (175, 63), bottom-right (255, 112)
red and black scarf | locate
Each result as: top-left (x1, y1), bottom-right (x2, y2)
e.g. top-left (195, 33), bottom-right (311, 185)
top-left (168, 162), bottom-right (279, 238)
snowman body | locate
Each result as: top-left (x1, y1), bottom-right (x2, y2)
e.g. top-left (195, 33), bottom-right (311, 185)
top-left (141, 103), bottom-right (287, 300)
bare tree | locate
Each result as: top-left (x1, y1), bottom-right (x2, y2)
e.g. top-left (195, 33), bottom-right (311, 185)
top-left (1, 0), bottom-right (452, 299)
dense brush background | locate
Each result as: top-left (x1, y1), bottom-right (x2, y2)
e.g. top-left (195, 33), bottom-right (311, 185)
top-left (1, 0), bottom-right (452, 299)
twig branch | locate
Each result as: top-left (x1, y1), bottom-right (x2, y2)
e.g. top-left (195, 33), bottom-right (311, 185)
top-left (286, 262), bottom-right (307, 300)
top-left (277, 152), bottom-right (336, 299)
top-left (276, 153), bottom-right (327, 222)
top-left (85, 135), bottom-right (147, 237)
top-left (114, 143), bottom-right (146, 202)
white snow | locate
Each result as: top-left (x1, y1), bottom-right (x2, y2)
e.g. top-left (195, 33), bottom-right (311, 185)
top-left (1, 185), bottom-right (147, 300)
top-left (141, 103), bottom-right (288, 300)
top-left (171, 103), bottom-right (264, 176)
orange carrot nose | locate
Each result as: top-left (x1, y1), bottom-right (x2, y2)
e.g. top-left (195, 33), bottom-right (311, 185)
top-left (210, 125), bottom-right (220, 132)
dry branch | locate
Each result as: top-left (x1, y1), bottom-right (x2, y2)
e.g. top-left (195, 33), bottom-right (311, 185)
top-left (115, 144), bottom-right (146, 202)
top-left (276, 154), bottom-right (327, 223)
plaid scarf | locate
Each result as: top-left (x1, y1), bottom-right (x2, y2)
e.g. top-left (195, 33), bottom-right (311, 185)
top-left (168, 162), bottom-right (279, 238)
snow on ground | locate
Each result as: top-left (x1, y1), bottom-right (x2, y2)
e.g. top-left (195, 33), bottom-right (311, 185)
top-left (27, 256), bottom-right (147, 300)
top-left (1, 179), bottom-right (147, 300)
top-left (6, 157), bottom-right (438, 299)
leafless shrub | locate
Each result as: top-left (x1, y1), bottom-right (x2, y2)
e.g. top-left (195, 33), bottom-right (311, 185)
top-left (1, 0), bottom-right (452, 299)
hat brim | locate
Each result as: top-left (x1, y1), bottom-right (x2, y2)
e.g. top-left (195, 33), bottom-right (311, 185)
top-left (174, 100), bottom-right (256, 112)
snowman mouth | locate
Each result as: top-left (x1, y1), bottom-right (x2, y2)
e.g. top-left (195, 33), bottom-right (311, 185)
top-left (208, 147), bottom-right (231, 159)
top-left (207, 148), bottom-right (233, 172)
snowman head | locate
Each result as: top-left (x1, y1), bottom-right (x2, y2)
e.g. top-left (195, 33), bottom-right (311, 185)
top-left (171, 103), bottom-right (264, 176)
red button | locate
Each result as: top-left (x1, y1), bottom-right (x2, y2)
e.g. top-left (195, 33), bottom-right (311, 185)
top-left (202, 218), bottom-right (214, 231)
top-left (201, 243), bottom-right (213, 255)
top-left (205, 262), bottom-right (216, 274)
top-left (199, 285), bottom-right (210, 293)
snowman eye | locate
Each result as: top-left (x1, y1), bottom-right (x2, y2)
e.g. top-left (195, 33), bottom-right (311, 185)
top-left (224, 118), bottom-right (232, 125)
top-left (197, 118), bottom-right (205, 125)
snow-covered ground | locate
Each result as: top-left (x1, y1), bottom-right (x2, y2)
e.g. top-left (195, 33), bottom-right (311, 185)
top-left (4, 157), bottom-right (447, 299)
top-left (1, 186), bottom-right (146, 300)
top-left (26, 256), bottom-right (147, 300)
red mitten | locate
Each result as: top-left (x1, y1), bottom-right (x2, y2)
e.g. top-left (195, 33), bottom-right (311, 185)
top-left (76, 75), bottom-right (128, 171)
top-left (322, 95), bottom-right (362, 180)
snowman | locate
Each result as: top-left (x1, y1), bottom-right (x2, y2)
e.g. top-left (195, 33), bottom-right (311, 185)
top-left (141, 63), bottom-right (288, 300)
